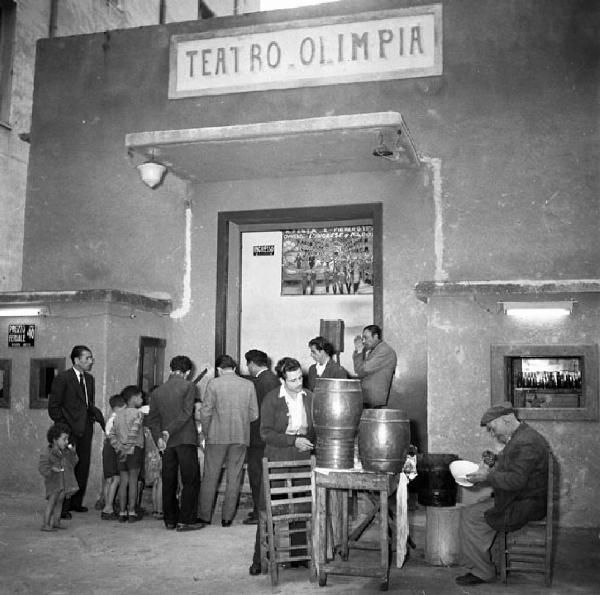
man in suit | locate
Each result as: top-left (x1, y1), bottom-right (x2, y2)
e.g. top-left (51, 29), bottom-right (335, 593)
top-left (243, 349), bottom-right (280, 525)
top-left (48, 345), bottom-right (103, 517)
top-left (198, 355), bottom-right (258, 527)
top-left (306, 336), bottom-right (348, 391)
top-left (455, 402), bottom-right (549, 586)
top-left (147, 355), bottom-right (202, 532)
top-left (352, 324), bottom-right (397, 407)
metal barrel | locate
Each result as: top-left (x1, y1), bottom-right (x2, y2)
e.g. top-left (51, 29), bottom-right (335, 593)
top-left (358, 408), bottom-right (411, 473)
top-left (416, 453), bottom-right (459, 507)
top-left (313, 378), bottom-right (363, 469)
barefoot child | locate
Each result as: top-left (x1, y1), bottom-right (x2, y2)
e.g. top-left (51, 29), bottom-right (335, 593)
top-left (38, 423), bottom-right (78, 531)
top-left (109, 385), bottom-right (144, 522)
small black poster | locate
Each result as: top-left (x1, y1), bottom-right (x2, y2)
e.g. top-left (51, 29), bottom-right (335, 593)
top-left (8, 324), bottom-right (35, 348)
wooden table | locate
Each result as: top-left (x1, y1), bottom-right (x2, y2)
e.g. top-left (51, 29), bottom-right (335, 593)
top-left (313, 467), bottom-right (401, 591)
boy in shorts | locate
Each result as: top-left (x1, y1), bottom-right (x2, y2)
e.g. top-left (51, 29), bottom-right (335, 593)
top-left (100, 394), bottom-right (126, 520)
top-left (108, 386), bottom-right (144, 522)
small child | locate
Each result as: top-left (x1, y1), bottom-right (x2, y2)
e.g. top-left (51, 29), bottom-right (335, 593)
top-left (100, 394), bottom-right (127, 520)
top-left (109, 385), bottom-right (144, 523)
top-left (38, 423), bottom-right (78, 532)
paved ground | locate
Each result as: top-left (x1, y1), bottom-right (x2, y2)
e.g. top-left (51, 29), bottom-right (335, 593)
top-left (0, 489), bottom-right (598, 595)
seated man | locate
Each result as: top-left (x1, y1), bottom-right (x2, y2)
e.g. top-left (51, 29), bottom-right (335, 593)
top-left (456, 402), bottom-right (549, 586)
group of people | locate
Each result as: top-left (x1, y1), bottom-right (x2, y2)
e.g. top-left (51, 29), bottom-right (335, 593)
top-left (39, 332), bottom-right (549, 586)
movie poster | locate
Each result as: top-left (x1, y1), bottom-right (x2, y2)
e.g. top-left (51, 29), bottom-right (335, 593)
top-left (281, 225), bottom-right (373, 296)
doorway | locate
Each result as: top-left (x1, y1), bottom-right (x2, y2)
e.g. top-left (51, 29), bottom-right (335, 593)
top-left (215, 203), bottom-right (383, 370)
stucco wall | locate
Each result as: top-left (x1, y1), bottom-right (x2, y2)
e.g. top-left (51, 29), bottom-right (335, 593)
top-left (425, 289), bottom-right (600, 527)
top-left (17, 0), bottom-right (600, 523)
top-left (0, 298), bottom-right (170, 494)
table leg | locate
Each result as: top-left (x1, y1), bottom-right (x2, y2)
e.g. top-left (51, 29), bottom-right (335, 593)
top-left (341, 489), bottom-right (349, 560)
top-left (380, 489), bottom-right (389, 586)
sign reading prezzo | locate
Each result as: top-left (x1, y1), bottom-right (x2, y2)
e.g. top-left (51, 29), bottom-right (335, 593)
top-left (8, 324), bottom-right (35, 348)
top-left (169, 5), bottom-right (442, 98)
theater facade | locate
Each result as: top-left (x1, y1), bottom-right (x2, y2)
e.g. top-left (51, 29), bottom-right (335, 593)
top-left (0, 0), bottom-right (598, 527)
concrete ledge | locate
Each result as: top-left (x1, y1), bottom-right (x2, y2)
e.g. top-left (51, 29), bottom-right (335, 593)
top-left (415, 279), bottom-right (600, 303)
top-left (0, 289), bottom-right (172, 313)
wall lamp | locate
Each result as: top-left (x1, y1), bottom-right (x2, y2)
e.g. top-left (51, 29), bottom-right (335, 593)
top-left (0, 306), bottom-right (49, 317)
top-left (372, 129), bottom-right (407, 161)
top-left (135, 149), bottom-right (168, 189)
top-left (501, 301), bottom-right (574, 319)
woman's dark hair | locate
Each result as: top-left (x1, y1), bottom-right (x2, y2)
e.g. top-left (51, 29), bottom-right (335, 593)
top-left (275, 357), bottom-right (302, 380)
top-left (308, 336), bottom-right (335, 357)
top-left (47, 422), bottom-right (70, 445)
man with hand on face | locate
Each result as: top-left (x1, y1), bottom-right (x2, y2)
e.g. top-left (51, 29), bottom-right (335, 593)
top-left (455, 402), bottom-right (549, 587)
top-left (352, 324), bottom-right (397, 408)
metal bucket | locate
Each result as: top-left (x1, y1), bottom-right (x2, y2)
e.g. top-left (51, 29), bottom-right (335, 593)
top-left (416, 453), bottom-right (459, 507)
top-left (358, 408), bottom-right (411, 473)
top-left (313, 378), bottom-right (363, 468)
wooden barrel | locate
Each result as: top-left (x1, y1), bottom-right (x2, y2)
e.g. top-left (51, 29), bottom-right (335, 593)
top-left (416, 453), bottom-right (459, 507)
top-left (358, 408), bottom-right (410, 473)
top-left (313, 378), bottom-right (363, 469)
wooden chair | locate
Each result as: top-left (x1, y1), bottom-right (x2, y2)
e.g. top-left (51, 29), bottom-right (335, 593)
top-left (259, 457), bottom-right (314, 586)
top-left (498, 453), bottom-right (554, 586)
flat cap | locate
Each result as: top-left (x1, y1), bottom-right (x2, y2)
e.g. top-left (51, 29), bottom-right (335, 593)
top-left (480, 401), bottom-right (515, 426)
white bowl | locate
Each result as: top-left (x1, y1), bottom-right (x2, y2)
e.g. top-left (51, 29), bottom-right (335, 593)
top-left (450, 460), bottom-right (479, 487)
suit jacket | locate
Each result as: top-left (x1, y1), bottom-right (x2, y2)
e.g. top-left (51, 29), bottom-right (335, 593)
top-left (352, 340), bottom-right (397, 406)
top-left (249, 369), bottom-right (280, 447)
top-left (200, 372), bottom-right (258, 446)
top-left (48, 368), bottom-right (95, 438)
top-left (306, 359), bottom-right (348, 392)
top-left (260, 386), bottom-right (315, 462)
top-left (147, 374), bottom-right (198, 448)
top-left (485, 422), bottom-right (549, 532)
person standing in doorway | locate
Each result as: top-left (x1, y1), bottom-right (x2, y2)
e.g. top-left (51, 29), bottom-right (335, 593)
top-left (352, 325), bottom-right (397, 408)
top-left (147, 355), bottom-right (202, 532)
top-left (48, 345), bottom-right (103, 518)
top-left (198, 355), bottom-right (258, 527)
top-left (243, 349), bottom-right (280, 525)
top-left (306, 336), bottom-right (348, 392)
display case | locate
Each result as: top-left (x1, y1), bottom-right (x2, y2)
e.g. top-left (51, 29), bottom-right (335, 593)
top-left (491, 344), bottom-right (599, 421)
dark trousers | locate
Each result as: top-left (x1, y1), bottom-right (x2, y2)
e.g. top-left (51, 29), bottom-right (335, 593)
top-left (63, 420), bottom-right (93, 512)
top-left (162, 444), bottom-right (200, 525)
top-left (246, 444), bottom-right (264, 516)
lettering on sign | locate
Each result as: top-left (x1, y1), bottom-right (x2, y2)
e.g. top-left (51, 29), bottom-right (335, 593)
top-left (8, 324), bottom-right (35, 348)
top-left (253, 245), bottom-right (276, 256)
top-left (169, 5), bottom-right (442, 98)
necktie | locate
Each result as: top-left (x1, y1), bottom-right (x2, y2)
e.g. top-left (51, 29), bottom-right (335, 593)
top-left (79, 374), bottom-right (88, 406)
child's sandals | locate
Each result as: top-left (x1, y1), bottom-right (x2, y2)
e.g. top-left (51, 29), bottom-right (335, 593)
top-left (152, 511), bottom-right (164, 520)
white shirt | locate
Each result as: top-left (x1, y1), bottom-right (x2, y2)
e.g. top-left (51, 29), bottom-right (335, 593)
top-left (315, 362), bottom-right (327, 377)
top-left (279, 385), bottom-right (307, 435)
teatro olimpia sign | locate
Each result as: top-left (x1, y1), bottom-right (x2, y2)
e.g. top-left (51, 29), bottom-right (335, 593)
top-left (169, 4), bottom-right (442, 98)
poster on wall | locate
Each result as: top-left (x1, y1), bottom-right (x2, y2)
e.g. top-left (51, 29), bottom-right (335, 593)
top-left (281, 225), bottom-right (373, 296)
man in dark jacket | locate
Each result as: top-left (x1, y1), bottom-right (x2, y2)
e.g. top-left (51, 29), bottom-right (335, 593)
top-left (48, 345), bottom-right (103, 517)
top-left (243, 349), bottom-right (279, 525)
top-left (456, 402), bottom-right (549, 586)
top-left (147, 355), bottom-right (202, 532)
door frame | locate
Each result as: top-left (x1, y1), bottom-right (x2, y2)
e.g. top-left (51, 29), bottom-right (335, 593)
top-left (215, 203), bottom-right (383, 360)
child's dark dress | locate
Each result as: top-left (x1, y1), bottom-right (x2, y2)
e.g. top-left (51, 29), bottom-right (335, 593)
top-left (38, 446), bottom-right (79, 499)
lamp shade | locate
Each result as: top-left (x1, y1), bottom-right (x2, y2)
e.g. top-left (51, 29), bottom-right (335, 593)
top-left (137, 161), bottom-right (167, 189)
